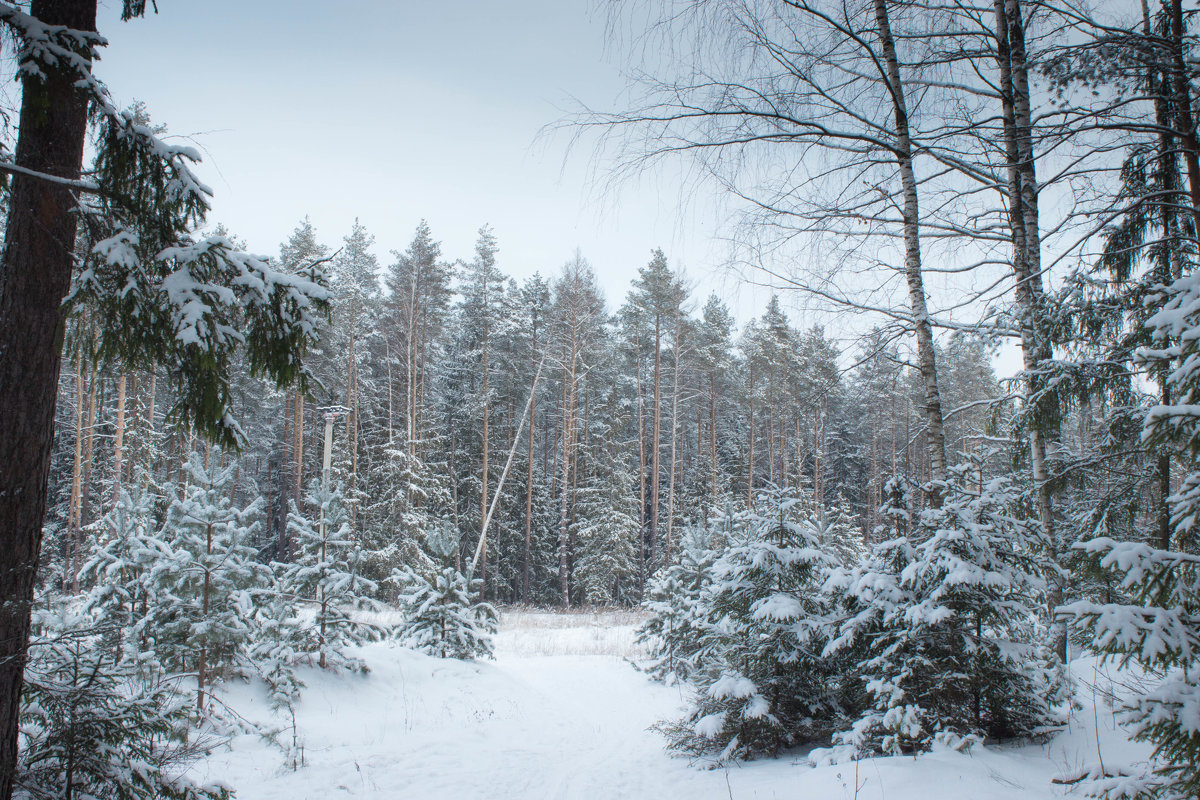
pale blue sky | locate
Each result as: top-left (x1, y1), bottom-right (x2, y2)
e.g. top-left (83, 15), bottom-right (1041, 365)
top-left (92, 0), bottom-right (749, 314)
top-left (87, 0), bottom-right (1026, 377)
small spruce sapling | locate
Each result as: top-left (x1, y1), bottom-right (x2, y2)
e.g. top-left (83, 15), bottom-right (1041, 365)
top-left (827, 463), bottom-right (1062, 756)
top-left (18, 607), bottom-right (229, 800)
top-left (635, 522), bottom-right (718, 684)
top-left (394, 523), bottom-right (497, 660)
top-left (281, 479), bottom-right (381, 671)
top-left (663, 488), bottom-right (845, 760)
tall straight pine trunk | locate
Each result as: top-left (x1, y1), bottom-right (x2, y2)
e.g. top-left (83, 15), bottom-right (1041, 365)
top-left (649, 316), bottom-right (662, 567)
top-left (523, 316), bottom-right (538, 602)
top-left (0, 2), bottom-right (96, 794)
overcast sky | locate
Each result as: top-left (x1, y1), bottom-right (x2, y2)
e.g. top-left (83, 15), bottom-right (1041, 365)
top-left (91, 0), bottom-right (757, 316)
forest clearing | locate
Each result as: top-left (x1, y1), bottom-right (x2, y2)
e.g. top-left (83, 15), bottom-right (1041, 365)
top-left (1, 1), bottom-right (1199, 799)
top-left (196, 610), bottom-right (1145, 800)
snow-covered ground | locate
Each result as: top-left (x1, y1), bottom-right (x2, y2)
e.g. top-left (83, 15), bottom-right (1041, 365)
top-left (195, 610), bottom-right (1148, 799)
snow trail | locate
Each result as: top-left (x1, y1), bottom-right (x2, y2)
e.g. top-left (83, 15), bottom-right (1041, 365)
top-left (195, 610), bottom-right (1131, 799)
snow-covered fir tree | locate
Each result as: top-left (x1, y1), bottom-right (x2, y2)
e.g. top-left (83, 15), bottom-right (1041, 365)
top-left (635, 523), bottom-right (718, 684)
top-left (394, 523), bottom-right (497, 660)
top-left (282, 479), bottom-right (380, 671)
top-left (661, 487), bottom-right (846, 760)
top-left (359, 439), bottom-right (445, 583)
top-left (826, 465), bottom-right (1063, 756)
top-left (572, 409), bottom-right (640, 605)
top-left (1063, 264), bottom-right (1200, 800)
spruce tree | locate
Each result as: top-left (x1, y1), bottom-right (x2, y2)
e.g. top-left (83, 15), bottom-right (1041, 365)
top-left (636, 524), bottom-right (718, 684)
top-left (394, 523), bottom-right (497, 660)
top-left (573, 407), bottom-right (640, 605)
top-left (1063, 261), bottom-right (1200, 800)
top-left (663, 487), bottom-right (845, 760)
top-left (282, 479), bottom-right (380, 671)
top-left (828, 463), bottom-right (1062, 755)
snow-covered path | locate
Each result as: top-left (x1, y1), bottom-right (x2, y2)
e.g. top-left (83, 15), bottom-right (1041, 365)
top-left (197, 611), bottom-right (1134, 799)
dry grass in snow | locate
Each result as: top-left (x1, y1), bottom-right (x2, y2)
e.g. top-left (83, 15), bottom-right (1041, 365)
top-left (495, 607), bottom-right (648, 659)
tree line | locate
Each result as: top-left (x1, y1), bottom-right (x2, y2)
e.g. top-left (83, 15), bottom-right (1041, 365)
top-left (44, 217), bottom-right (1003, 612)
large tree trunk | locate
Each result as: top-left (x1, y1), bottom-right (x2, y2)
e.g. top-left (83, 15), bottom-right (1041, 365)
top-left (747, 363), bottom-right (755, 509)
top-left (872, 0), bottom-right (947, 499)
top-left (1147, 1), bottom-right (1183, 551)
top-left (480, 307), bottom-right (490, 599)
top-left (636, 354), bottom-right (647, 595)
top-left (994, 0), bottom-right (1063, 659)
top-left (523, 318), bottom-right (538, 603)
top-left (346, 298), bottom-right (359, 524)
top-left (558, 350), bottom-right (577, 607)
top-left (1168, 0), bottom-right (1200, 234)
top-left (293, 390), bottom-right (304, 502)
top-left (66, 358), bottom-right (85, 594)
top-left (0, 3), bottom-right (96, 793)
top-left (664, 307), bottom-right (682, 564)
top-left (710, 372), bottom-right (718, 507)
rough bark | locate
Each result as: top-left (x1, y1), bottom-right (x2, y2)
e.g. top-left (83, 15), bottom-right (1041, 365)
top-left (996, 0), bottom-right (1063, 658)
top-left (1168, 0), bottom-right (1200, 234)
top-left (0, 2), bottom-right (96, 794)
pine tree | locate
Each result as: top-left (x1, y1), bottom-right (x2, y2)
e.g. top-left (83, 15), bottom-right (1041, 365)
top-left (328, 219), bottom-right (381, 519)
top-left (0, 9), bottom-right (331, 782)
top-left (19, 609), bottom-right (229, 800)
top-left (627, 249), bottom-right (688, 569)
top-left (151, 453), bottom-right (269, 713)
top-left (393, 523), bottom-right (497, 661)
top-left (246, 573), bottom-right (305, 767)
top-left (282, 479), bottom-right (380, 671)
top-left (78, 482), bottom-right (168, 675)
top-left (696, 296), bottom-right (736, 511)
top-left (384, 221), bottom-right (453, 461)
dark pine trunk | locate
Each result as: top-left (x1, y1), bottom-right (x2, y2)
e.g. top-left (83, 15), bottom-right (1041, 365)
top-left (0, 1), bottom-right (96, 796)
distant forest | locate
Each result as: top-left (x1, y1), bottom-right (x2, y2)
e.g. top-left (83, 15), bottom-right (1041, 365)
top-left (44, 218), bottom-right (1001, 607)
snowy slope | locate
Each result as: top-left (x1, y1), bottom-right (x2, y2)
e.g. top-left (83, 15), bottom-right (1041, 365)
top-left (193, 611), bottom-right (1148, 800)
